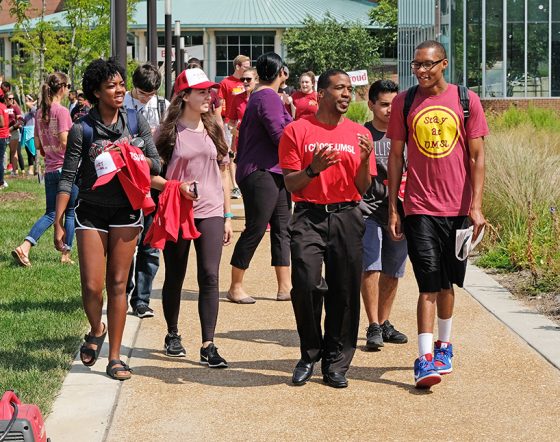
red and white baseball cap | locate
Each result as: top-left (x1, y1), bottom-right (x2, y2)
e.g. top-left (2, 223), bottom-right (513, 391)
top-left (174, 68), bottom-right (219, 95)
top-left (92, 150), bottom-right (125, 189)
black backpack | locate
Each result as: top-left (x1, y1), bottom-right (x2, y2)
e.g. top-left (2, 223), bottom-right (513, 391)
top-left (403, 84), bottom-right (470, 144)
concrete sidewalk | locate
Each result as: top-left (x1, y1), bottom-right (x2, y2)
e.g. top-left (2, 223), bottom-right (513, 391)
top-left (47, 210), bottom-right (560, 441)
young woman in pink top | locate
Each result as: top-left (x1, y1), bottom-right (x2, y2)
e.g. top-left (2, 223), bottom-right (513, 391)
top-left (151, 68), bottom-right (233, 367)
top-left (12, 72), bottom-right (78, 267)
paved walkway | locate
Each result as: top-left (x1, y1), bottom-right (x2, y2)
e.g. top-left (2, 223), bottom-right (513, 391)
top-left (45, 205), bottom-right (560, 441)
top-left (101, 210), bottom-right (560, 441)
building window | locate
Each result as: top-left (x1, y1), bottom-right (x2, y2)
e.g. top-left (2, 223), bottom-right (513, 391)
top-left (157, 32), bottom-right (203, 47)
top-left (449, 0), bottom-right (464, 85)
top-left (507, 0), bottom-right (525, 96)
top-left (215, 32), bottom-right (275, 79)
top-left (553, 0), bottom-right (560, 96)
top-left (486, 0), bottom-right (505, 97)
top-left (526, 0), bottom-right (549, 97)
top-left (466, 0), bottom-right (482, 95)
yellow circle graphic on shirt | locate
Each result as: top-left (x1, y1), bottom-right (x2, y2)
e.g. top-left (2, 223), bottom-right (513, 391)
top-left (412, 106), bottom-right (460, 159)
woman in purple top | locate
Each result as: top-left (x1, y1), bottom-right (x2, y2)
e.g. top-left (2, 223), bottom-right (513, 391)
top-left (228, 52), bottom-right (293, 304)
top-left (11, 72), bottom-right (78, 267)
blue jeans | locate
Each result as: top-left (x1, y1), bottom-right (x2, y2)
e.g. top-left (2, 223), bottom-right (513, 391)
top-left (127, 212), bottom-right (160, 308)
top-left (0, 138), bottom-right (7, 184)
top-left (26, 170), bottom-right (79, 249)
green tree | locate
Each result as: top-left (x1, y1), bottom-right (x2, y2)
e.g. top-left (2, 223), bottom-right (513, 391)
top-left (282, 14), bottom-right (380, 80)
top-left (6, 0), bottom-right (139, 94)
top-left (369, 0), bottom-right (397, 48)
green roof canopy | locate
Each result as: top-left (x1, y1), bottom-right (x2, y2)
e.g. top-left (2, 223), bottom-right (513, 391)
top-left (0, 0), bottom-right (378, 33)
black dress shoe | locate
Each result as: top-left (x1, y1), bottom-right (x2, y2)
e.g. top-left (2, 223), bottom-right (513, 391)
top-left (322, 372), bottom-right (348, 388)
top-left (292, 360), bottom-right (315, 385)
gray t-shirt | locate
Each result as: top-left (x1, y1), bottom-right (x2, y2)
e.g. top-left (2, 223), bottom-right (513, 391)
top-left (362, 121), bottom-right (405, 226)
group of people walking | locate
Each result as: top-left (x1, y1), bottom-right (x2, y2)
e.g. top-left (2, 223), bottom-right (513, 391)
top-left (6, 38), bottom-right (487, 388)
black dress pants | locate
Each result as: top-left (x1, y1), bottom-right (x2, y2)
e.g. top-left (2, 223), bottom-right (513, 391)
top-left (289, 204), bottom-right (364, 375)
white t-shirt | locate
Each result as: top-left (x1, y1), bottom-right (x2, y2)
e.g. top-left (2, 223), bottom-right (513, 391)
top-left (123, 92), bottom-right (170, 131)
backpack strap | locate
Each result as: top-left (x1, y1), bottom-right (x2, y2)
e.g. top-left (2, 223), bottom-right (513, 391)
top-left (125, 107), bottom-right (139, 137)
top-left (80, 114), bottom-right (94, 151)
top-left (403, 85), bottom-right (418, 145)
top-left (458, 85), bottom-right (470, 128)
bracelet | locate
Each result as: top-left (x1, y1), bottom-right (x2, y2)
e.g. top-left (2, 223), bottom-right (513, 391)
top-left (224, 212), bottom-right (234, 219)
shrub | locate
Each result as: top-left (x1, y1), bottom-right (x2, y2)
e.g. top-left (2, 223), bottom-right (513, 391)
top-left (482, 125), bottom-right (560, 281)
top-left (488, 106), bottom-right (560, 132)
top-left (346, 101), bottom-right (371, 124)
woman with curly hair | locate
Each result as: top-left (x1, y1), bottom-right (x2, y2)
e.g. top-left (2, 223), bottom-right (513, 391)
top-left (54, 58), bottom-right (160, 380)
top-left (12, 72), bottom-right (78, 267)
top-left (150, 68), bottom-right (232, 367)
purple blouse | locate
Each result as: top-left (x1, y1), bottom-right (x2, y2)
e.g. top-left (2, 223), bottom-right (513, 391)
top-left (235, 88), bottom-right (292, 183)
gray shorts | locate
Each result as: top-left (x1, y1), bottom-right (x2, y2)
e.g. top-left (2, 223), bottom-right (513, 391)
top-left (362, 217), bottom-right (408, 277)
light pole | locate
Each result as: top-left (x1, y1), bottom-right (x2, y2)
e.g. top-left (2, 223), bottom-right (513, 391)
top-left (164, 0), bottom-right (172, 99)
top-left (179, 37), bottom-right (185, 74)
top-left (175, 20), bottom-right (181, 78)
top-left (147, 0), bottom-right (157, 64)
top-left (111, 0), bottom-right (128, 69)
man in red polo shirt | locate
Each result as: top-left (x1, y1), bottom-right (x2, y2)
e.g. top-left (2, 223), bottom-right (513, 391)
top-left (219, 55), bottom-right (251, 199)
top-left (279, 69), bottom-right (375, 389)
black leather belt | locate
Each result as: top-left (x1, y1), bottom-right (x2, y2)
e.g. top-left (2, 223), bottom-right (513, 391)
top-left (295, 201), bottom-right (359, 213)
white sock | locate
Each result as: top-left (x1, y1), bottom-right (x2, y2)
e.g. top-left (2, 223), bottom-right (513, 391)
top-left (437, 317), bottom-right (453, 343)
top-left (418, 333), bottom-right (433, 357)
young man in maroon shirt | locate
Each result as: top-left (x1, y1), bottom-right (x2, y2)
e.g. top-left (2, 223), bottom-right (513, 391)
top-left (387, 40), bottom-right (488, 388)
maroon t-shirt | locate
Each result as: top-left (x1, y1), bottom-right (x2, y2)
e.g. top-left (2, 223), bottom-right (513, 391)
top-left (387, 84), bottom-right (489, 217)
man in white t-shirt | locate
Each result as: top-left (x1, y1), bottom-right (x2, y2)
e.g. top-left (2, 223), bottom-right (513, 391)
top-left (124, 63), bottom-right (169, 318)
top-left (124, 63), bottom-right (170, 133)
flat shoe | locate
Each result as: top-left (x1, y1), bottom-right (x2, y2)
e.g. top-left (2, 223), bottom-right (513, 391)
top-left (106, 359), bottom-right (132, 381)
top-left (276, 292), bottom-right (291, 301)
top-left (226, 292), bottom-right (256, 304)
top-left (12, 247), bottom-right (31, 267)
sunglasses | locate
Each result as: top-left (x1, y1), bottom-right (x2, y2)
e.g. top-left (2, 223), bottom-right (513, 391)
top-left (241, 77), bottom-right (254, 83)
top-left (7, 97), bottom-right (14, 100)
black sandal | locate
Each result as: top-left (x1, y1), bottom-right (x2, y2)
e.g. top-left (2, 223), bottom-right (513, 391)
top-left (106, 359), bottom-right (132, 381)
top-left (79, 323), bottom-right (107, 367)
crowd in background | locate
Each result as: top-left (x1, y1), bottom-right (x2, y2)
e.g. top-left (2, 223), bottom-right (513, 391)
top-left (1, 40), bottom-right (486, 389)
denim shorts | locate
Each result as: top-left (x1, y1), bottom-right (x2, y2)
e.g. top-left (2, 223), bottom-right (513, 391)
top-left (75, 200), bottom-right (143, 233)
top-left (362, 217), bottom-right (408, 277)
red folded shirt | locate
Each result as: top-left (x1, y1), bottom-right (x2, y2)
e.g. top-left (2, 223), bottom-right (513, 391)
top-left (93, 143), bottom-right (156, 215)
top-left (144, 180), bottom-right (201, 249)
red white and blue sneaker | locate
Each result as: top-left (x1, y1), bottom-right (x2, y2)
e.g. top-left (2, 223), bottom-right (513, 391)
top-left (434, 340), bottom-right (454, 374)
top-left (414, 353), bottom-right (442, 388)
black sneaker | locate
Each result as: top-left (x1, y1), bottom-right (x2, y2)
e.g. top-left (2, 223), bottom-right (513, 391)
top-left (164, 333), bottom-right (186, 357)
top-left (381, 320), bottom-right (408, 344)
top-left (366, 323), bottom-right (384, 350)
top-left (200, 343), bottom-right (228, 368)
top-left (133, 304), bottom-right (154, 318)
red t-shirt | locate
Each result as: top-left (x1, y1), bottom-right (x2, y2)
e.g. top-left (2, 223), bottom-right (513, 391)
top-left (219, 75), bottom-right (244, 119)
top-left (292, 91), bottom-right (318, 120)
top-left (228, 91), bottom-right (248, 122)
top-left (387, 84), bottom-right (489, 217)
top-left (0, 103), bottom-right (10, 138)
top-left (279, 115), bottom-right (376, 204)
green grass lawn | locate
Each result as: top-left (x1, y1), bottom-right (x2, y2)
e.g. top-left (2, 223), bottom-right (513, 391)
top-left (0, 177), bottom-right (87, 415)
